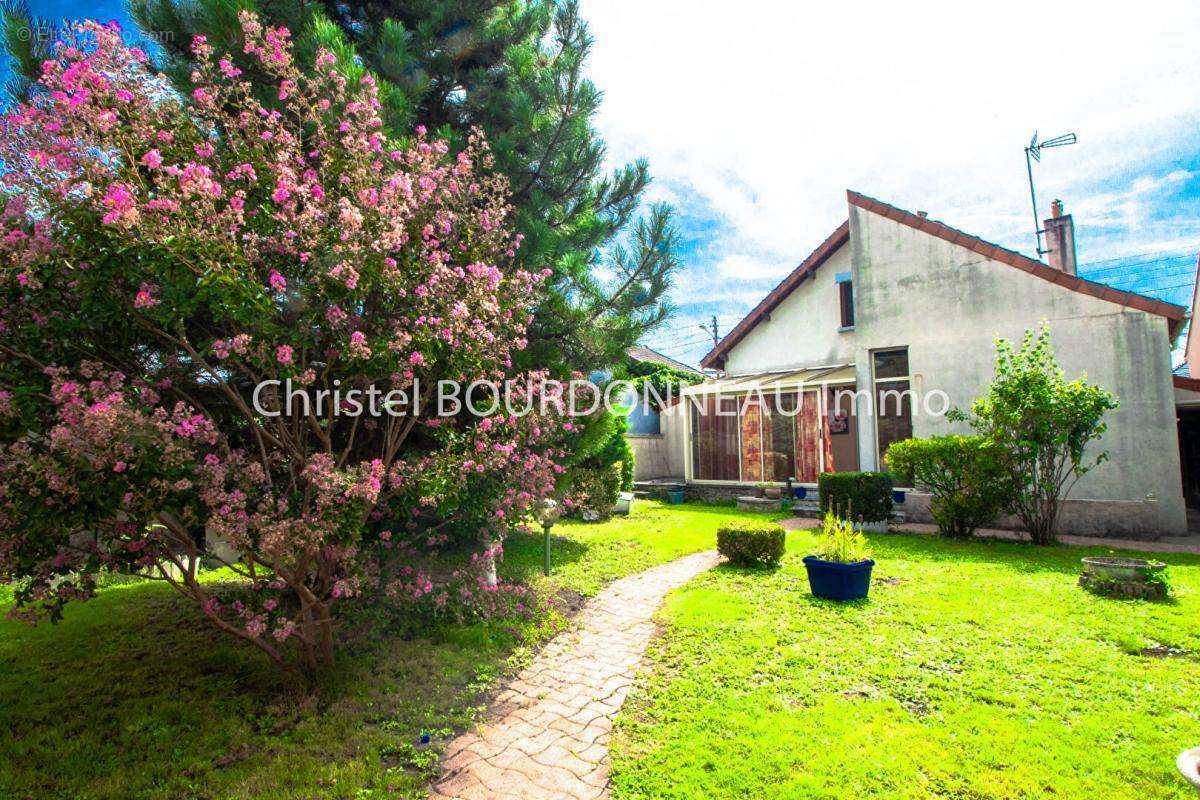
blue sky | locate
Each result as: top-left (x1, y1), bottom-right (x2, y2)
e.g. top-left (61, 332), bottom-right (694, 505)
top-left (581, 0), bottom-right (1200, 368)
top-left (17, 0), bottom-right (1200, 368)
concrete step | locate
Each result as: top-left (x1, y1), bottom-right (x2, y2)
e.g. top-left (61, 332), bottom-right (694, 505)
top-left (792, 500), bottom-right (906, 524)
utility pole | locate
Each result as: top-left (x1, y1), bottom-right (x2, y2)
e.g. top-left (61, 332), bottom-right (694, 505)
top-left (699, 315), bottom-right (720, 349)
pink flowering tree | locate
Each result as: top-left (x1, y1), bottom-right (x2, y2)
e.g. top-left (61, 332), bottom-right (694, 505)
top-left (0, 16), bottom-right (569, 668)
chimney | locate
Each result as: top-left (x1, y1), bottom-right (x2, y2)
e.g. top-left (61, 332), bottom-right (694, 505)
top-left (1043, 199), bottom-right (1077, 275)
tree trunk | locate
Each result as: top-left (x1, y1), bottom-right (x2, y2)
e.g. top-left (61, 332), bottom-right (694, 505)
top-left (482, 551), bottom-right (498, 588)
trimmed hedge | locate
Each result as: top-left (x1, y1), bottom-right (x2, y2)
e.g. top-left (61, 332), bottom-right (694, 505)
top-left (818, 471), bottom-right (893, 523)
top-left (716, 520), bottom-right (786, 567)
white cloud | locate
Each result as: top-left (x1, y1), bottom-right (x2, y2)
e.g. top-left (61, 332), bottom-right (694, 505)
top-left (583, 0), bottom-right (1200, 248)
top-left (711, 252), bottom-right (787, 282)
top-left (579, 0), bottom-right (1200, 366)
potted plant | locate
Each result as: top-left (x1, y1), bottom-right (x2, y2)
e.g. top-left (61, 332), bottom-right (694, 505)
top-left (1178, 747), bottom-right (1200, 795)
top-left (802, 511), bottom-right (875, 600)
top-left (762, 483), bottom-right (782, 500)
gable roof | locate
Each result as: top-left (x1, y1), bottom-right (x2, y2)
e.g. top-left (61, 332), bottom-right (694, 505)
top-left (627, 345), bottom-right (702, 375)
top-left (700, 191), bottom-right (1187, 369)
top-left (847, 191), bottom-right (1187, 338)
top-left (699, 220), bottom-right (850, 368)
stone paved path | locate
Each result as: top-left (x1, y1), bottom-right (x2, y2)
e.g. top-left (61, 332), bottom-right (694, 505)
top-left (429, 550), bottom-right (721, 800)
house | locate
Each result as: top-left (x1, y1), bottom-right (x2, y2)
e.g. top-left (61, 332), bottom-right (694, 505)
top-left (1173, 269), bottom-right (1200, 508)
top-left (623, 345), bottom-right (700, 481)
top-left (675, 190), bottom-right (1190, 538)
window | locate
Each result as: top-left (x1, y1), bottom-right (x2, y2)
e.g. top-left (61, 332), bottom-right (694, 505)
top-left (872, 348), bottom-right (912, 464)
top-left (839, 282), bottom-right (855, 328)
top-left (762, 392), bottom-right (798, 481)
top-left (873, 349), bottom-right (908, 379)
top-left (690, 396), bottom-right (741, 480)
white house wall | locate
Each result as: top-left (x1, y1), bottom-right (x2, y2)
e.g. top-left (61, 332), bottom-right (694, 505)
top-left (715, 203), bottom-right (1187, 536)
top-left (722, 244), bottom-right (857, 375)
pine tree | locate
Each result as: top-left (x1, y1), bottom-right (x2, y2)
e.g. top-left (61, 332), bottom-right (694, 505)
top-left (0, 0), bottom-right (679, 373)
top-left (0, 1), bottom-right (57, 102)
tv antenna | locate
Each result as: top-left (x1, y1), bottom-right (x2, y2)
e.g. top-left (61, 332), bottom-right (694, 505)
top-left (1024, 131), bottom-right (1077, 256)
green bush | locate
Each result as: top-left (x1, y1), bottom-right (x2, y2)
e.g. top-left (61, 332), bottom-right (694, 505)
top-left (813, 511), bottom-right (872, 563)
top-left (964, 325), bottom-right (1118, 545)
top-left (886, 435), bottom-right (1010, 538)
top-left (717, 520), bottom-right (786, 567)
top-left (818, 472), bottom-right (893, 523)
top-left (564, 463), bottom-right (623, 521)
top-left (564, 409), bottom-right (634, 493)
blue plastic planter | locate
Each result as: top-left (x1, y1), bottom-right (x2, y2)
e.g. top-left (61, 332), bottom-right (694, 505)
top-left (892, 489), bottom-right (906, 505)
top-left (793, 486), bottom-right (807, 500)
top-left (667, 488), bottom-right (685, 504)
top-left (802, 556), bottom-right (875, 600)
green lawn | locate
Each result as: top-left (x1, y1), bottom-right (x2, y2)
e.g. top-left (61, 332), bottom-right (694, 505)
top-left (502, 500), bottom-right (745, 596)
top-left (0, 500), bottom-right (724, 800)
top-left (611, 528), bottom-right (1200, 799)
top-left (10, 502), bottom-right (1193, 799)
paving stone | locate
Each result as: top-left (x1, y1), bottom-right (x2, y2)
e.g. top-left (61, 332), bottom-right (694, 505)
top-left (428, 550), bottom-right (719, 799)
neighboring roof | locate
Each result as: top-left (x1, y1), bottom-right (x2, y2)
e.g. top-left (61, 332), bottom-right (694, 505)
top-left (1185, 255), bottom-right (1200, 379)
top-left (627, 345), bottom-right (702, 375)
top-left (700, 221), bottom-right (851, 368)
top-left (699, 191), bottom-right (1188, 369)
top-left (1175, 374), bottom-right (1200, 393)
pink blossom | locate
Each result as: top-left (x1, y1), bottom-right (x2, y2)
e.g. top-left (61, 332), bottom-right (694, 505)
top-left (100, 183), bottom-right (138, 228)
top-left (133, 283), bottom-right (159, 309)
top-left (348, 331), bottom-right (371, 360)
top-left (275, 345), bottom-right (294, 365)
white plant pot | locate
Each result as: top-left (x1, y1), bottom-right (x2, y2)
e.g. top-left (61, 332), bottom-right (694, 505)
top-left (1178, 748), bottom-right (1200, 795)
top-left (612, 492), bottom-right (634, 515)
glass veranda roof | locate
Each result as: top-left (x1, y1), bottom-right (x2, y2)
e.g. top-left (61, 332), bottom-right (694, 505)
top-left (680, 364), bottom-right (856, 397)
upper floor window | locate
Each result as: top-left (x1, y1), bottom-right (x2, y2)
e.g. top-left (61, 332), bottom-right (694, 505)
top-left (836, 272), bottom-right (854, 329)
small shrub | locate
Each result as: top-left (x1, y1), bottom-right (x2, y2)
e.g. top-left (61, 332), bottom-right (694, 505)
top-left (813, 511), bottom-right (873, 563)
top-left (886, 435), bottom-right (1009, 538)
top-left (818, 472), bottom-right (893, 522)
top-left (717, 520), bottom-right (786, 567)
top-left (564, 463), bottom-right (622, 521)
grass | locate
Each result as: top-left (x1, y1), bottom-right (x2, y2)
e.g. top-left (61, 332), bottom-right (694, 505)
top-left (0, 500), bottom-right (724, 800)
top-left (611, 527), bottom-right (1200, 799)
top-left (501, 500), bottom-right (749, 596)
